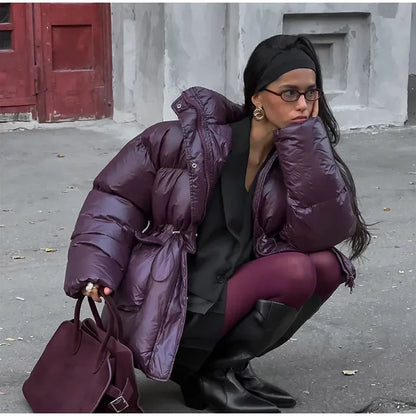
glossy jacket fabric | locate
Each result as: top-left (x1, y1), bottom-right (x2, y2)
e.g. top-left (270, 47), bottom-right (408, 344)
top-left (64, 87), bottom-right (357, 381)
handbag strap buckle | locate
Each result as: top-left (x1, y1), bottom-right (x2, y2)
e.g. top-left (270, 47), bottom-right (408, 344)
top-left (109, 396), bottom-right (129, 413)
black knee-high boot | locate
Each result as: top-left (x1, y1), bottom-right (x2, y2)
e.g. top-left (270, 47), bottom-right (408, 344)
top-left (217, 294), bottom-right (323, 409)
top-left (178, 300), bottom-right (298, 412)
top-left (232, 294), bottom-right (323, 410)
top-left (261, 293), bottom-right (322, 355)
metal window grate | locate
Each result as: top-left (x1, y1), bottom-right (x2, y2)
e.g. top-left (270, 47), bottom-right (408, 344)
top-left (0, 30), bottom-right (11, 49)
top-left (0, 30), bottom-right (11, 50)
top-left (0, 3), bottom-right (10, 24)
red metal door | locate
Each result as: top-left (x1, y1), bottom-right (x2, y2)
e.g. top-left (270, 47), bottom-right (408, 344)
top-left (35, 3), bottom-right (112, 122)
top-left (0, 3), bottom-right (36, 119)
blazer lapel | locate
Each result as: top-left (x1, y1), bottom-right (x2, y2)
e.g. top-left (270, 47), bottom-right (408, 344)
top-left (220, 117), bottom-right (251, 241)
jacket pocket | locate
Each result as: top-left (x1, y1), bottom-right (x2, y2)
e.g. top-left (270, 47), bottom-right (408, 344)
top-left (150, 238), bottom-right (180, 282)
top-left (118, 233), bottom-right (183, 307)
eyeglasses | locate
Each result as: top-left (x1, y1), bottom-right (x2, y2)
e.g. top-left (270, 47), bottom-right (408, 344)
top-left (263, 88), bottom-right (321, 102)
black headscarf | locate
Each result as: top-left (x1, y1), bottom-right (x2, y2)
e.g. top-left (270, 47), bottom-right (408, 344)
top-left (254, 47), bottom-right (316, 93)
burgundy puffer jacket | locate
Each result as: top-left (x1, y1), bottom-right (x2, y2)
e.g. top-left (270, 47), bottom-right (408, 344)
top-left (64, 87), bottom-right (356, 381)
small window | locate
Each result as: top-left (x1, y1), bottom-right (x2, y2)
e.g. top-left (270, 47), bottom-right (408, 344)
top-left (0, 30), bottom-right (11, 50)
top-left (0, 3), bottom-right (10, 24)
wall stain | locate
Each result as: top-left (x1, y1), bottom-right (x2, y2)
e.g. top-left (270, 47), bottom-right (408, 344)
top-left (377, 3), bottom-right (398, 19)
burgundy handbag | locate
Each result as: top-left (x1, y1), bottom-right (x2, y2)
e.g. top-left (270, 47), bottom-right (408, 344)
top-left (22, 292), bottom-right (143, 413)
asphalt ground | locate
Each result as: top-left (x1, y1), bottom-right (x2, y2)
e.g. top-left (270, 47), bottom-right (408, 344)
top-left (0, 119), bottom-right (415, 413)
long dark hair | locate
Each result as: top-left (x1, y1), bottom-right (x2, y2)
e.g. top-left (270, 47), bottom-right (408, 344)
top-left (243, 34), bottom-right (371, 260)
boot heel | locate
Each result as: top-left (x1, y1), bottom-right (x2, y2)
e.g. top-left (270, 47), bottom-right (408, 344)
top-left (180, 383), bottom-right (207, 410)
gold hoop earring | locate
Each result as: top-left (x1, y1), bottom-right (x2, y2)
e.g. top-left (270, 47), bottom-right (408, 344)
top-left (253, 106), bottom-right (265, 121)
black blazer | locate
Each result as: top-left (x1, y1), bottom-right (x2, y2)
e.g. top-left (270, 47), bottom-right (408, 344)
top-left (174, 116), bottom-right (257, 373)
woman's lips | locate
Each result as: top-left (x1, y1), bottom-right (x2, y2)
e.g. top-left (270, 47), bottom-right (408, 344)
top-left (292, 117), bottom-right (308, 123)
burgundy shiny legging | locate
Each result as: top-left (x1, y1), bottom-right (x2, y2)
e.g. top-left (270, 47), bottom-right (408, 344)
top-left (222, 250), bottom-right (343, 335)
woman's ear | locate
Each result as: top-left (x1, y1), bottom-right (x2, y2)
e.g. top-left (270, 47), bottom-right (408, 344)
top-left (251, 93), bottom-right (262, 108)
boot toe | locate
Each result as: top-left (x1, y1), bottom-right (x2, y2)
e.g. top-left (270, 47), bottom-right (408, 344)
top-left (200, 369), bottom-right (281, 413)
top-left (252, 389), bottom-right (296, 408)
top-left (246, 381), bottom-right (296, 408)
top-left (236, 365), bottom-right (296, 408)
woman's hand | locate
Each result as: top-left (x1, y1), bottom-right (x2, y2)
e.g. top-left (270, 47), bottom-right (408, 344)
top-left (82, 283), bottom-right (113, 302)
top-left (312, 97), bottom-right (319, 118)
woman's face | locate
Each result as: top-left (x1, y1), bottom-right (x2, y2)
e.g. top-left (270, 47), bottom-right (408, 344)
top-left (252, 68), bottom-right (317, 130)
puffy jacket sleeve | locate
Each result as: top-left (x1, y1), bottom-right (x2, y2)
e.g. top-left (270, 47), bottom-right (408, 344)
top-left (275, 117), bottom-right (356, 252)
top-left (64, 134), bottom-right (156, 298)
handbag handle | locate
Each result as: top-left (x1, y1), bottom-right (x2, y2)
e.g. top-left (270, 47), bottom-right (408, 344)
top-left (74, 290), bottom-right (123, 338)
top-left (87, 297), bottom-right (104, 328)
top-left (73, 292), bottom-right (123, 366)
top-left (97, 288), bottom-right (124, 341)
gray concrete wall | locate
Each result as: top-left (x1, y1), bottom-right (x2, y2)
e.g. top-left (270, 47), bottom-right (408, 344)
top-left (111, 3), bottom-right (413, 130)
top-left (133, 4), bottom-right (164, 127)
top-left (410, 3), bottom-right (416, 75)
top-left (409, 4), bottom-right (416, 124)
top-left (111, 4), bottom-right (136, 123)
top-left (111, 4), bottom-right (164, 125)
top-left (163, 3), bottom-right (227, 119)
